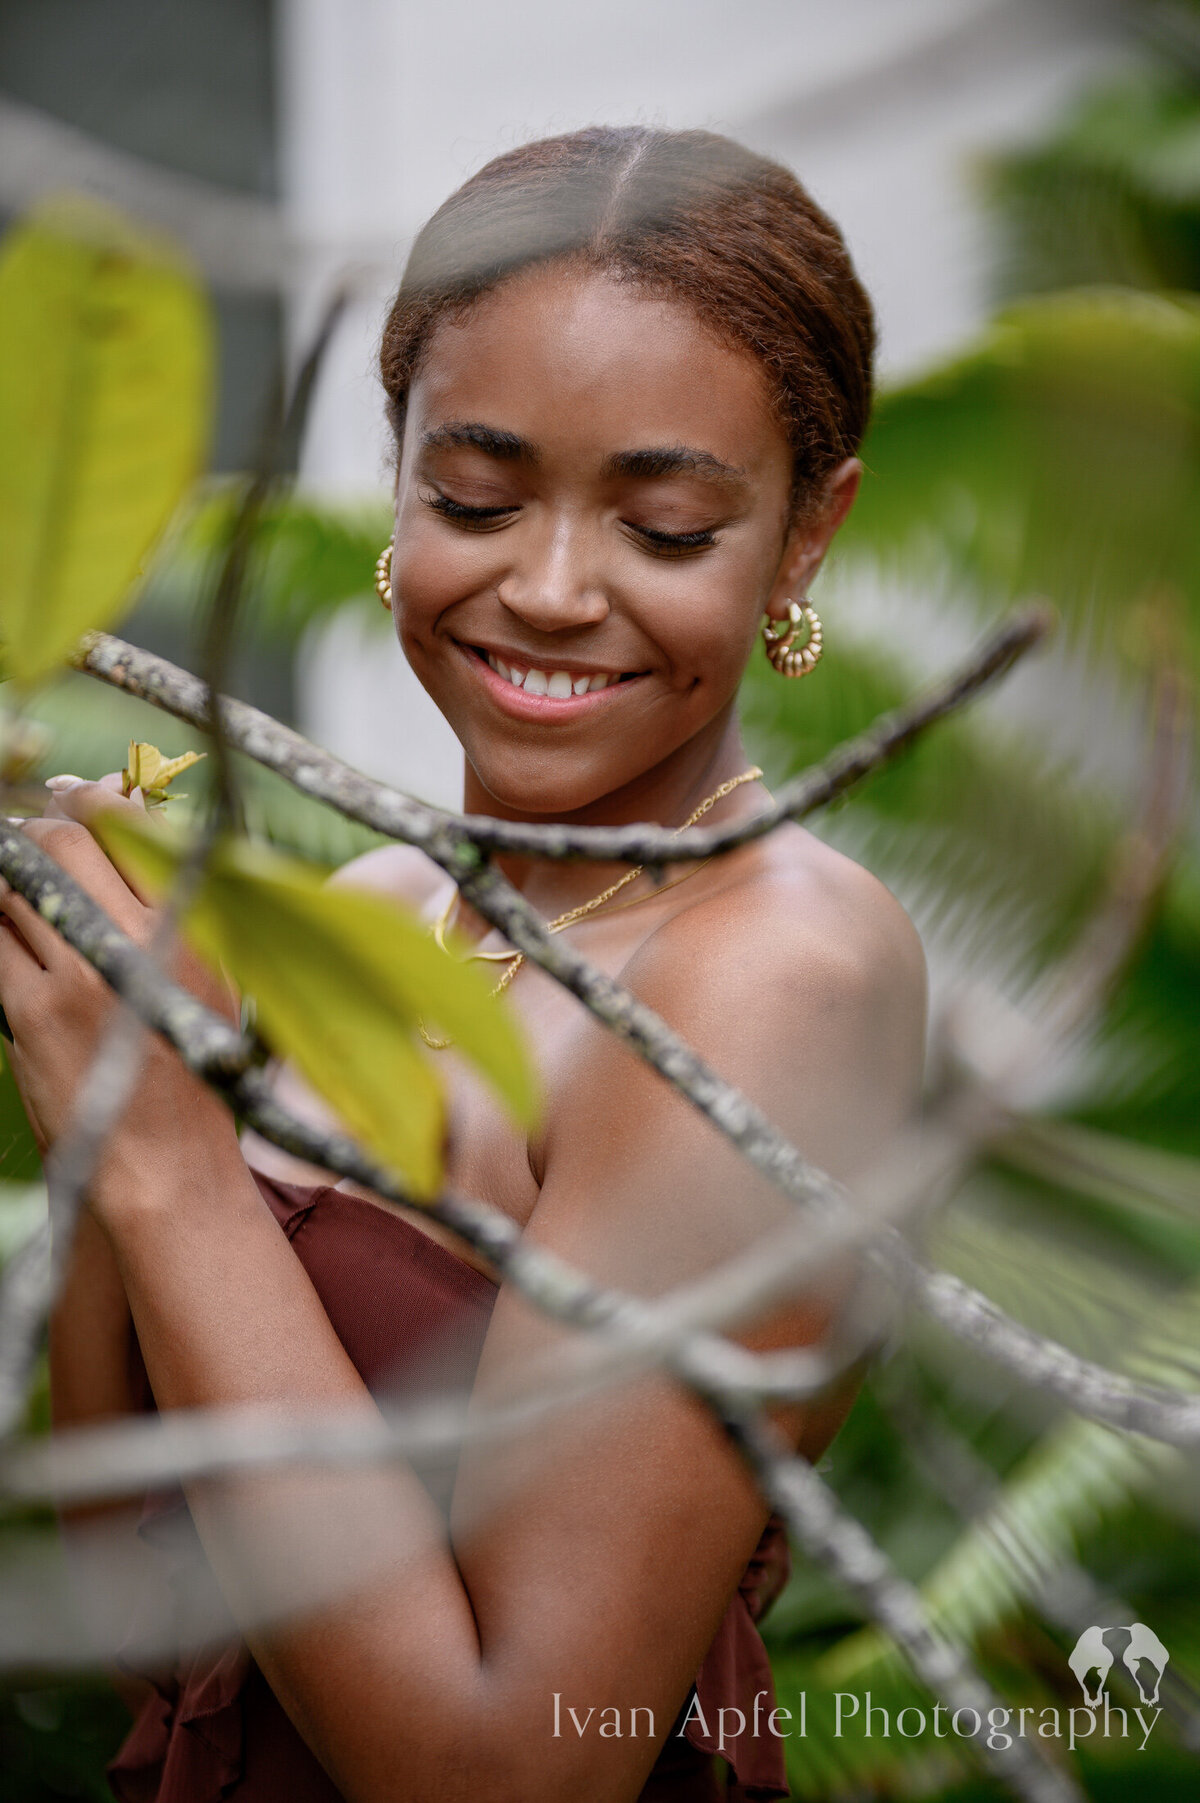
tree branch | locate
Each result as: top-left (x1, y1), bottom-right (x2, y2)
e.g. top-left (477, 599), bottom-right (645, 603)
top-left (715, 1406), bottom-right (1084, 1803)
top-left (3, 821), bottom-right (1199, 1459)
top-left (70, 612), bottom-right (1049, 1228)
top-left (73, 602), bottom-right (1052, 865)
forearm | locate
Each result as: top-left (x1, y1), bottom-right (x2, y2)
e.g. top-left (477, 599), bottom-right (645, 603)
top-left (48, 1205), bottom-right (159, 1715)
top-left (97, 1141), bottom-right (501, 1803)
top-left (49, 1206), bottom-right (136, 1449)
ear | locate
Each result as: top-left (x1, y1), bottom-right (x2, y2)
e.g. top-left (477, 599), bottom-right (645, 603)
top-left (764, 457), bottom-right (862, 621)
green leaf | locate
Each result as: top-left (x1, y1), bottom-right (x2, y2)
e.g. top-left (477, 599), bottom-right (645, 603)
top-left (0, 198), bottom-right (212, 685)
top-left (100, 819), bottom-right (539, 1198)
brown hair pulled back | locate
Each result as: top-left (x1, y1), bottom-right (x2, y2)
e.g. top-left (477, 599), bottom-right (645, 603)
top-left (380, 126), bottom-right (875, 511)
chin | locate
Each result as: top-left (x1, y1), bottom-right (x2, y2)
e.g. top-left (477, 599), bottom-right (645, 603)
top-left (465, 747), bottom-right (638, 818)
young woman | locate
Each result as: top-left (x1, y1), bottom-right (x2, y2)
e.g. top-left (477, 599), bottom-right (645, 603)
top-left (3, 128), bottom-right (927, 1801)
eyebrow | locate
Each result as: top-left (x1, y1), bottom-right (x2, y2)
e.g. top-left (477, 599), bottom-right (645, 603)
top-left (603, 444), bottom-right (748, 487)
top-left (420, 423), bottom-right (748, 490)
top-left (420, 421), bottom-right (536, 461)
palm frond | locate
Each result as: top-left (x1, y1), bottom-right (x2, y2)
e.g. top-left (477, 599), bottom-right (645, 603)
top-left (136, 484), bottom-right (391, 639)
top-left (981, 65), bottom-right (1200, 299)
top-left (838, 289), bottom-right (1200, 688)
top-left (770, 1259), bottom-right (1200, 1795)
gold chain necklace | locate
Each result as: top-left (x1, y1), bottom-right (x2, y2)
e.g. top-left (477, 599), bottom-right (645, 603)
top-left (419, 765), bottom-right (763, 1050)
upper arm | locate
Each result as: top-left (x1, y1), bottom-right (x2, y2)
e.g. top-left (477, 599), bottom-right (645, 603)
top-left (443, 859), bottom-right (926, 1784)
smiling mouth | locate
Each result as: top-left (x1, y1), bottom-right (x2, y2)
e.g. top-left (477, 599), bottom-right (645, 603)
top-left (470, 646), bottom-right (643, 697)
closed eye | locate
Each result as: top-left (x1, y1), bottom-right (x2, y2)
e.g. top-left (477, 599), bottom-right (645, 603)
top-left (425, 494), bottom-right (516, 529)
top-left (425, 491), bottom-right (719, 554)
top-left (628, 522), bottom-right (719, 556)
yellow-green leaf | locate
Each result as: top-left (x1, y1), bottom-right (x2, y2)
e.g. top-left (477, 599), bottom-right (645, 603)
top-left (0, 199), bottom-right (212, 685)
top-left (100, 819), bottom-right (539, 1198)
top-left (122, 740), bottom-right (206, 806)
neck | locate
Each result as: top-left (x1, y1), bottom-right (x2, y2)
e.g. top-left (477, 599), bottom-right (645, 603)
top-left (458, 708), bottom-right (762, 918)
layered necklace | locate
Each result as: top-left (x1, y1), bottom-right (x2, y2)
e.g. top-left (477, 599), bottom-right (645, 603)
top-left (419, 765), bottom-right (763, 1051)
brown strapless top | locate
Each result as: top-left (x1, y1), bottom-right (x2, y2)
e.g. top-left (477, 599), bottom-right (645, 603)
top-left (108, 1173), bottom-right (791, 1802)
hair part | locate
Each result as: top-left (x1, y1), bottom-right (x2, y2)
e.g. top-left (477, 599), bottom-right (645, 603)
top-left (380, 126), bottom-right (875, 514)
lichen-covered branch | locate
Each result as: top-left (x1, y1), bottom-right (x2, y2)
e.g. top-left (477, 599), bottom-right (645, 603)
top-left (74, 602), bottom-right (1050, 865)
top-left (898, 1253), bottom-right (1200, 1447)
top-left (3, 822), bottom-right (1199, 1465)
top-left (710, 1405), bottom-right (1084, 1803)
top-left (72, 620), bottom-right (1051, 1226)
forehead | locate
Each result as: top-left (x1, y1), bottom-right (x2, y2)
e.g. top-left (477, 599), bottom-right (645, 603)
top-left (404, 264), bottom-right (790, 482)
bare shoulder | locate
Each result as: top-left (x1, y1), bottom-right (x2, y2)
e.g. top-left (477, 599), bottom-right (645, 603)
top-left (611, 824), bottom-right (928, 1184)
top-left (628, 822), bottom-right (927, 1026)
top-left (326, 840), bottom-right (447, 912)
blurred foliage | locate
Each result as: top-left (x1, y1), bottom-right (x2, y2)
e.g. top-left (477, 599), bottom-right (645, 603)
top-left (0, 1683), bottom-right (130, 1803)
top-left (982, 63), bottom-right (1200, 301)
top-left (737, 35), bottom-right (1200, 1799)
top-left (839, 288), bottom-right (1200, 675)
top-left (0, 201), bottom-right (211, 686)
top-left (0, 195), bottom-right (533, 1788)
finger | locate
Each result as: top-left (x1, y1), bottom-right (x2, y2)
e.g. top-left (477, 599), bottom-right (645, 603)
top-left (0, 875), bottom-right (95, 971)
top-left (42, 774), bottom-right (141, 824)
top-left (0, 906), bottom-right (50, 1044)
top-left (14, 818), bottom-right (152, 931)
top-left (0, 896), bottom-right (51, 971)
top-left (43, 770), bottom-right (123, 793)
top-left (42, 780), bottom-right (159, 901)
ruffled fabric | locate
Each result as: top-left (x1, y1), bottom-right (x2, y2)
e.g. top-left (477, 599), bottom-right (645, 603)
top-left (685, 1514), bottom-right (791, 1798)
top-left (108, 1174), bottom-right (791, 1801)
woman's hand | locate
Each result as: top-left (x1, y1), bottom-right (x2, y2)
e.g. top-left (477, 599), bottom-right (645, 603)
top-left (0, 776), bottom-right (239, 1210)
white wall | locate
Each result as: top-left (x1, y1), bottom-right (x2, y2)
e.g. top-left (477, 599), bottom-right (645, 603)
top-left (280, 0), bottom-right (1129, 809)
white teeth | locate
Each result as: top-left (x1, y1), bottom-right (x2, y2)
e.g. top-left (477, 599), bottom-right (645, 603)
top-left (484, 654), bottom-right (628, 695)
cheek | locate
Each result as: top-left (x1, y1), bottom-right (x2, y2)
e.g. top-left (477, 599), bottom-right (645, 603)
top-left (641, 555), bottom-right (767, 690)
top-left (387, 517), bottom-right (481, 647)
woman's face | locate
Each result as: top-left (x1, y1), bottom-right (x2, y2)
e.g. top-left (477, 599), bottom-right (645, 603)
top-left (390, 263), bottom-right (827, 818)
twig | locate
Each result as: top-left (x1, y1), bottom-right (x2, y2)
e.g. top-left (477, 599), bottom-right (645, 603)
top-left (0, 1225), bottom-right (50, 1433)
top-left (880, 1373), bottom-right (1200, 1747)
top-left (720, 1405), bottom-right (1084, 1803)
top-left (197, 292), bottom-right (348, 830)
top-left (0, 301), bottom-right (348, 1438)
top-left (73, 604), bottom-right (1052, 865)
top-left (897, 1252), bottom-right (1200, 1447)
top-left (3, 823), bottom-right (1199, 1458)
top-left (69, 615), bottom-right (1050, 1225)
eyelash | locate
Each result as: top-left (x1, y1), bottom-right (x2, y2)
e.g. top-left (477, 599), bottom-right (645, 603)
top-left (633, 523), bottom-right (719, 554)
top-left (424, 494), bottom-right (719, 554)
top-left (426, 495), bottom-right (512, 528)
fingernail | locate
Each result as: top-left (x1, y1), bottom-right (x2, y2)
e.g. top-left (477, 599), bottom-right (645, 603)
top-left (45, 775), bottom-right (85, 792)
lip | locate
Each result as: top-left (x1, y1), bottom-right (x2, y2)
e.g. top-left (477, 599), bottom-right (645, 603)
top-left (454, 641), bottom-right (648, 720)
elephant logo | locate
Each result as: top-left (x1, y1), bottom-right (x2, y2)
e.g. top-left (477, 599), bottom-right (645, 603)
top-left (1068, 1624), bottom-right (1169, 1708)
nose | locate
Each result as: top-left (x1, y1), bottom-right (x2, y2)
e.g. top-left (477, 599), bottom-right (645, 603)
top-left (496, 516), bottom-right (609, 633)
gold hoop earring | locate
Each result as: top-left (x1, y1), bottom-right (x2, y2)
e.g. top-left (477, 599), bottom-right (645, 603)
top-left (374, 539), bottom-right (393, 608)
top-left (762, 598), bottom-right (822, 677)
